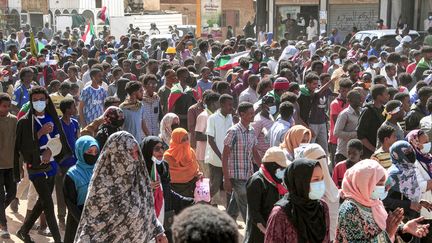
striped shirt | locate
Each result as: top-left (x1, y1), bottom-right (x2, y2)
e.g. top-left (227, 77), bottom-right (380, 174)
top-left (224, 122), bottom-right (257, 180)
top-left (371, 147), bottom-right (392, 169)
top-left (252, 114), bottom-right (274, 159)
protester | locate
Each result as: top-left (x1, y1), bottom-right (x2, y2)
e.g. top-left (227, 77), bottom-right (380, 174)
top-left (74, 131), bottom-right (167, 242)
top-left (268, 101), bottom-right (294, 147)
top-left (94, 106), bottom-right (124, 148)
top-left (244, 147), bottom-right (288, 243)
top-left (79, 68), bottom-right (107, 127)
top-left (265, 158), bottom-right (330, 242)
top-left (332, 139), bottom-right (363, 188)
top-left (252, 95), bottom-right (275, 159)
top-left (280, 125), bottom-right (312, 160)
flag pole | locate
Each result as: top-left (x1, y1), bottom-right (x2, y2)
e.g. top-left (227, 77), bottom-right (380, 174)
top-left (196, 0), bottom-right (201, 38)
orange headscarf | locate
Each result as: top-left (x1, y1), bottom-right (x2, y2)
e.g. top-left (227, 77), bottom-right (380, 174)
top-left (280, 125), bottom-right (311, 154)
top-left (163, 128), bottom-right (199, 183)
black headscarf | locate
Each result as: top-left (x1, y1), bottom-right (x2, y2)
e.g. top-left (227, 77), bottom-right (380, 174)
top-left (141, 136), bottom-right (163, 175)
top-left (275, 158), bottom-right (326, 242)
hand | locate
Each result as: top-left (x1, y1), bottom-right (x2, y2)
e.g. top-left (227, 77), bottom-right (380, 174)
top-left (155, 233), bottom-right (168, 243)
top-left (420, 200), bottom-right (432, 212)
top-left (150, 181), bottom-right (160, 190)
top-left (38, 123), bottom-right (54, 137)
top-left (257, 223), bottom-right (266, 234)
top-left (223, 178), bottom-right (232, 193)
top-left (403, 216), bottom-right (430, 238)
top-left (197, 172), bottom-right (204, 180)
top-left (386, 208), bottom-right (404, 239)
top-left (41, 149), bottom-right (52, 164)
top-left (410, 202), bottom-right (422, 212)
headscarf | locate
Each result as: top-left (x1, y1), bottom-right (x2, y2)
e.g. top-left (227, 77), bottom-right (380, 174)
top-left (74, 131), bottom-right (164, 242)
top-left (66, 136), bottom-right (99, 206)
top-left (281, 125), bottom-right (311, 154)
top-left (141, 136), bottom-right (165, 219)
top-left (296, 143), bottom-right (339, 203)
top-left (275, 159), bottom-right (326, 242)
top-left (95, 106), bottom-right (124, 148)
top-left (407, 130), bottom-right (432, 176)
top-left (266, 32), bottom-right (273, 45)
top-left (388, 140), bottom-right (421, 202)
top-left (163, 128), bottom-right (199, 183)
top-left (160, 113), bottom-right (179, 145)
top-left (342, 159), bottom-right (388, 231)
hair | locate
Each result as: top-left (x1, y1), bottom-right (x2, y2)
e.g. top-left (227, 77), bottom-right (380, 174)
top-left (319, 73), bottom-right (331, 81)
top-left (418, 87), bottom-right (432, 101)
top-left (421, 46), bottom-right (432, 54)
top-left (384, 63), bottom-right (396, 72)
top-left (427, 96), bottom-right (432, 113)
top-left (19, 67), bottom-right (34, 80)
top-left (204, 92), bottom-right (220, 106)
top-left (348, 64), bottom-right (361, 73)
top-left (416, 81), bottom-right (427, 91)
top-left (256, 79), bottom-right (272, 95)
top-left (125, 81), bottom-right (142, 95)
top-left (393, 92), bottom-right (410, 103)
top-left (59, 98), bottom-right (75, 114)
top-left (184, 58), bottom-right (195, 67)
top-left (339, 78), bottom-right (353, 89)
top-left (141, 74), bottom-right (158, 86)
top-left (347, 139), bottom-right (363, 151)
top-left (397, 72), bottom-right (412, 87)
top-left (87, 58), bottom-right (99, 69)
top-left (280, 91), bottom-right (297, 103)
top-left (112, 67), bottom-right (123, 77)
top-left (237, 102), bottom-right (254, 114)
top-left (219, 94), bottom-right (233, 104)
top-left (29, 86), bottom-right (49, 99)
top-left (104, 96), bottom-right (120, 109)
top-left (377, 124), bottom-right (396, 144)
top-left (279, 101), bottom-right (294, 120)
top-left (0, 92), bottom-right (11, 104)
top-left (172, 204), bottom-right (238, 243)
top-left (387, 53), bottom-right (401, 64)
top-left (305, 73), bottom-right (319, 83)
top-left (90, 68), bottom-right (102, 79)
top-left (387, 87), bottom-right (398, 100)
top-left (198, 41), bottom-right (208, 51)
top-left (216, 81), bottom-right (230, 94)
top-left (371, 84), bottom-right (387, 100)
top-left (373, 75), bottom-right (386, 85)
top-left (311, 61), bottom-right (324, 70)
top-left (176, 67), bottom-right (190, 79)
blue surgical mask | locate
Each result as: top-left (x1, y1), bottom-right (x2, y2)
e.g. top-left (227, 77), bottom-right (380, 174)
top-left (371, 185), bottom-right (388, 200)
top-left (275, 168), bottom-right (285, 180)
top-left (309, 180), bottom-right (326, 200)
top-left (421, 142), bottom-right (431, 154)
top-left (269, 105), bottom-right (277, 115)
top-left (32, 100), bottom-right (46, 113)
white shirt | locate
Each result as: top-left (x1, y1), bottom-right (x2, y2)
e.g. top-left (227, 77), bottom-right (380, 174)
top-left (238, 87), bottom-right (259, 104)
top-left (267, 58), bottom-right (278, 75)
top-left (82, 70), bottom-right (91, 84)
top-left (306, 26), bottom-right (318, 41)
top-left (205, 110), bottom-right (233, 167)
top-left (384, 74), bottom-right (398, 88)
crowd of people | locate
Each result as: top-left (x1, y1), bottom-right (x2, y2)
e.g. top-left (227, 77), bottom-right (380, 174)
top-left (1, 20), bottom-right (432, 243)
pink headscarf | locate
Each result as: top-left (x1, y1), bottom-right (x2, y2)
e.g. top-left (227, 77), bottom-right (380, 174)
top-left (342, 159), bottom-right (388, 231)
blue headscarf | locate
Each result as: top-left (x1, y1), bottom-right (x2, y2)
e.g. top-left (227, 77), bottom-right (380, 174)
top-left (388, 140), bottom-right (420, 202)
top-left (67, 135), bottom-right (99, 206)
top-left (266, 32), bottom-right (273, 45)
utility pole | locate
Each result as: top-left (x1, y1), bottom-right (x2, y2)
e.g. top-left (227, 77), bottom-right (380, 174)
top-left (196, 0), bottom-right (201, 37)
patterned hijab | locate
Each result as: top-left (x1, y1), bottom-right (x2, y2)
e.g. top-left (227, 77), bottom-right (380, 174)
top-left (407, 130), bottom-right (432, 170)
top-left (281, 125), bottom-right (312, 154)
top-left (102, 106), bottom-right (124, 127)
top-left (74, 131), bottom-right (164, 242)
top-left (388, 140), bottom-right (421, 202)
top-left (342, 159), bottom-right (388, 231)
top-left (160, 113), bottom-right (179, 145)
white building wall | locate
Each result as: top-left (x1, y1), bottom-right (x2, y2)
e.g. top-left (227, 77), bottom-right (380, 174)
top-left (8, 0), bottom-right (22, 11)
top-left (49, 0), bottom-right (78, 10)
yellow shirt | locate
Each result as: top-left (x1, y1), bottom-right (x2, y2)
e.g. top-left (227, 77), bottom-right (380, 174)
top-left (49, 92), bottom-right (73, 116)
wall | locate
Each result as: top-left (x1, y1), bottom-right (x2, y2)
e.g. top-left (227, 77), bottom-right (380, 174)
top-left (275, 0), bottom-right (318, 5)
top-left (8, 0), bottom-right (22, 11)
top-left (22, 0), bottom-right (49, 13)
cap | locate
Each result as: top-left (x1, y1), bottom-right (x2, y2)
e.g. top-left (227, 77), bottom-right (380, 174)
top-left (262, 147), bottom-right (289, 167)
top-left (273, 77), bottom-right (290, 90)
top-left (165, 47), bottom-right (176, 54)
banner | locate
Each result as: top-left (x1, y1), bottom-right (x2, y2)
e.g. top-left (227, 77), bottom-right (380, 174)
top-left (201, 0), bottom-right (222, 38)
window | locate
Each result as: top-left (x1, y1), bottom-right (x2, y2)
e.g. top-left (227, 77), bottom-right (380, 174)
top-left (222, 10), bottom-right (240, 27)
top-left (96, 0), bottom-right (102, 8)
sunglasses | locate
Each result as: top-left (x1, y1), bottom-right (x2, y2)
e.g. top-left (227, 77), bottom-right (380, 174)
top-left (153, 146), bottom-right (164, 152)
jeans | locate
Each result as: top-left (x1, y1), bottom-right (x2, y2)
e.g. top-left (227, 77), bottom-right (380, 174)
top-left (227, 179), bottom-right (247, 221)
top-left (0, 169), bottom-right (16, 226)
top-left (309, 123), bottom-right (329, 154)
top-left (21, 175), bottom-right (61, 242)
top-left (55, 166), bottom-right (70, 221)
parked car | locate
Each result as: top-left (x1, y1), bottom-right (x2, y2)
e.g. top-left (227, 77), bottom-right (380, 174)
top-left (353, 29), bottom-right (420, 47)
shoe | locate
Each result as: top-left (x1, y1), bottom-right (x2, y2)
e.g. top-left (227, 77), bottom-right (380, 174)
top-left (37, 227), bottom-right (52, 237)
top-left (10, 198), bottom-right (18, 213)
top-left (16, 229), bottom-right (35, 243)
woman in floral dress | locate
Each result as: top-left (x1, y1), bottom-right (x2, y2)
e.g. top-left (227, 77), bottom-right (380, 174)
top-left (74, 131), bottom-right (168, 243)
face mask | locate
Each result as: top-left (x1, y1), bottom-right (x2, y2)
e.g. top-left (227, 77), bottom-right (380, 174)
top-left (2, 76), bottom-right (9, 82)
top-left (334, 58), bottom-right (341, 65)
top-left (152, 156), bottom-right (163, 165)
top-left (275, 168), bottom-right (285, 180)
top-left (136, 55), bottom-right (142, 60)
top-left (269, 105), bottom-right (277, 115)
top-left (371, 185), bottom-right (388, 200)
top-left (171, 123), bottom-right (180, 131)
top-left (309, 180), bottom-right (326, 200)
top-left (421, 142), bottom-right (431, 154)
top-left (32, 100), bottom-right (46, 112)
top-left (406, 152), bottom-right (417, 163)
top-left (83, 153), bottom-right (98, 165)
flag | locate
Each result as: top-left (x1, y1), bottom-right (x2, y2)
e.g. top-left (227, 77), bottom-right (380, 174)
top-left (37, 41), bottom-right (45, 53)
top-left (214, 51), bottom-right (249, 70)
top-left (151, 160), bottom-right (164, 218)
top-left (82, 21), bottom-right (95, 45)
top-left (97, 6), bottom-right (110, 25)
top-left (167, 83), bottom-right (199, 112)
top-left (30, 32), bottom-right (37, 57)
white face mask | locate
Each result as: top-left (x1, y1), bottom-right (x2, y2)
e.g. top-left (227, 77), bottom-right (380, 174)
top-left (371, 185), bottom-right (388, 200)
top-left (309, 180), bottom-right (326, 200)
top-left (32, 100), bottom-right (46, 113)
top-left (334, 58), bottom-right (341, 65)
top-left (136, 55), bottom-right (142, 60)
top-left (421, 142), bottom-right (431, 154)
top-left (269, 105), bottom-right (277, 115)
top-left (275, 168), bottom-right (285, 179)
top-left (152, 156), bottom-right (163, 165)
top-left (2, 76), bottom-right (9, 82)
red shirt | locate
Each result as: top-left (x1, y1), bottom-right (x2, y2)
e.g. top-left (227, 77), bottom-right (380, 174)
top-left (406, 62), bottom-right (417, 74)
top-left (332, 160), bottom-right (348, 189)
top-left (329, 97), bottom-right (349, 144)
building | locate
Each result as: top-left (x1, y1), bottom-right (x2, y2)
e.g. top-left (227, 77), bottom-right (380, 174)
top-left (380, 0), bottom-right (431, 31)
top-left (160, 0), bottom-right (255, 39)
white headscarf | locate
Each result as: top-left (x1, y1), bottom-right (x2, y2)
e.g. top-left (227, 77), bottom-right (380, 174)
top-left (159, 113), bottom-right (179, 145)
